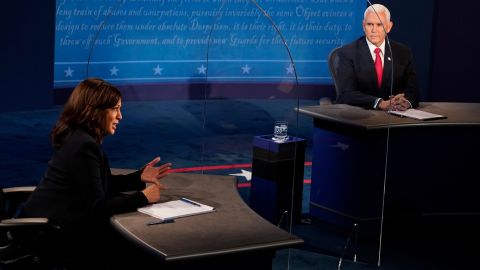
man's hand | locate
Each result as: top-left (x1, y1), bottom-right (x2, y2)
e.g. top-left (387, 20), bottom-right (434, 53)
top-left (378, 94), bottom-right (411, 111)
top-left (390, 93), bottom-right (411, 111)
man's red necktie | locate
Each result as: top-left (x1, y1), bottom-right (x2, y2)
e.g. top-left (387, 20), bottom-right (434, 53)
top-left (374, 47), bottom-right (383, 88)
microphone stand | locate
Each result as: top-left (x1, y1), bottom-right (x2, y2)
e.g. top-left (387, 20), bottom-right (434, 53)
top-left (365, 1), bottom-right (394, 267)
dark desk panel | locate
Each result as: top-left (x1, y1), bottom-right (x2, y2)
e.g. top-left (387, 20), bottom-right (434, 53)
top-left (110, 171), bottom-right (303, 269)
top-left (297, 103), bottom-right (480, 230)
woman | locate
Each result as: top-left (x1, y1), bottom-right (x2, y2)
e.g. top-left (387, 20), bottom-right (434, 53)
top-left (20, 78), bottom-right (171, 268)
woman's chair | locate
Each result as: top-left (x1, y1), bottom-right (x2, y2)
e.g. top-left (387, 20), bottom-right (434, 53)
top-left (0, 186), bottom-right (62, 269)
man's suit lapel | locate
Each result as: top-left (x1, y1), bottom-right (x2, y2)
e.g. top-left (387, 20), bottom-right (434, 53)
top-left (382, 47), bottom-right (393, 90)
top-left (358, 38), bottom-right (378, 90)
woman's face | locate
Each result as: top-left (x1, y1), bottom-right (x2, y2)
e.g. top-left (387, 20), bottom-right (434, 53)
top-left (104, 99), bottom-right (122, 135)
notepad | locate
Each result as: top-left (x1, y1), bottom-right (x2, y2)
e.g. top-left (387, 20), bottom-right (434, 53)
top-left (138, 198), bottom-right (215, 221)
top-left (388, 109), bottom-right (446, 120)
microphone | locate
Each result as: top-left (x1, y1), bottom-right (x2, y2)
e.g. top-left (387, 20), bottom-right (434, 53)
top-left (365, 2), bottom-right (394, 268)
top-left (365, 1), bottom-right (394, 109)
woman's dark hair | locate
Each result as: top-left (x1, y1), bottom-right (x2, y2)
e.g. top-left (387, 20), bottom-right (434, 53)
top-left (51, 78), bottom-right (122, 147)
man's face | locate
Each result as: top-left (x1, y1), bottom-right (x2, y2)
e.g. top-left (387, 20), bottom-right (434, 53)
top-left (362, 11), bottom-right (393, 47)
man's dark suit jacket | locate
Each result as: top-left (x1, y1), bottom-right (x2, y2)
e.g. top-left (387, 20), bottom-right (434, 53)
top-left (334, 37), bottom-right (420, 109)
top-left (20, 128), bottom-right (148, 262)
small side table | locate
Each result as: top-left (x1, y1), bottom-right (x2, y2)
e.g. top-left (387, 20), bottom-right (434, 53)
top-left (250, 135), bottom-right (306, 226)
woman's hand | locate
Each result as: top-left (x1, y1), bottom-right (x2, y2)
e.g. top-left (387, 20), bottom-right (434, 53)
top-left (141, 157), bottom-right (172, 185)
top-left (142, 182), bottom-right (165, 203)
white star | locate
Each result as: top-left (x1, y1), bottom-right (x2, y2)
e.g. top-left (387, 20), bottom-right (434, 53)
top-left (197, 64), bottom-right (207, 75)
top-left (241, 64), bottom-right (251, 74)
top-left (229, 169), bottom-right (252, 181)
top-left (109, 66), bottom-right (119, 76)
top-left (286, 64), bottom-right (295, 75)
top-left (153, 64), bottom-right (163, 76)
top-left (64, 67), bottom-right (74, 77)
top-left (329, 142), bottom-right (349, 151)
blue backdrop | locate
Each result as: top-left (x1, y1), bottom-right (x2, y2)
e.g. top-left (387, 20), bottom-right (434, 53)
top-left (54, 0), bottom-right (365, 87)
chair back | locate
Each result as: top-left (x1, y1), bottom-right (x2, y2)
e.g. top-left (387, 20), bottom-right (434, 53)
top-left (0, 189), bottom-right (5, 221)
top-left (328, 47), bottom-right (341, 98)
top-left (0, 187), bottom-right (80, 268)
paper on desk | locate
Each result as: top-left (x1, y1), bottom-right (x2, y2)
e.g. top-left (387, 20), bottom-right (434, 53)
top-left (388, 109), bottom-right (446, 120)
top-left (138, 199), bottom-right (215, 221)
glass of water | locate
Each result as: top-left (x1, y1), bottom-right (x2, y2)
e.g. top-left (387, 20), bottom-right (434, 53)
top-left (273, 120), bottom-right (288, 142)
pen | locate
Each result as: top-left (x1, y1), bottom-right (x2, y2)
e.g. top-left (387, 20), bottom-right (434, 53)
top-left (146, 219), bottom-right (174, 226)
top-left (180, 197), bottom-right (202, 207)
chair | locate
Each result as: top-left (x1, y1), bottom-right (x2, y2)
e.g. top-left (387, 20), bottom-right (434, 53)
top-left (0, 186), bottom-right (62, 269)
top-left (327, 47), bottom-right (342, 99)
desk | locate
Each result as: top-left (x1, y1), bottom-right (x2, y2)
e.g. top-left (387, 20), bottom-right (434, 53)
top-left (297, 102), bottom-right (480, 228)
top-left (110, 171), bottom-right (303, 269)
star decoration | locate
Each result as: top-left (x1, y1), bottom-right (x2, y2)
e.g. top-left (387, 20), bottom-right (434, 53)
top-left (197, 64), bottom-right (207, 75)
top-left (241, 64), bottom-right (251, 74)
top-left (153, 64), bottom-right (163, 76)
top-left (110, 66), bottom-right (119, 76)
top-left (229, 169), bottom-right (252, 181)
top-left (286, 64), bottom-right (295, 75)
top-left (329, 142), bottom-right (349, 151)
top-left (64, 67), bottom-right (74, 77)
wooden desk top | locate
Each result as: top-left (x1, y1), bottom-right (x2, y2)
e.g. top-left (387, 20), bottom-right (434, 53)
top-left (110, 171), bottom-right (303, 262)
top-left (297, 102), bottom-right (480, 130)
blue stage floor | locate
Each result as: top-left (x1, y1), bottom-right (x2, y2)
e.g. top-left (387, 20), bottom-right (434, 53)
top-left (1, 99), bottom-right (476, 269)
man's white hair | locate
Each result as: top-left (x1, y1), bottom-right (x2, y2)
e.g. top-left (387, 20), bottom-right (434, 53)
top-left (364, 4), bottom-right (391, 22)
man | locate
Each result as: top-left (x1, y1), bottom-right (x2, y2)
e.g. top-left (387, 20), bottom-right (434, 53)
top-left (334, 4), bottom-right (420, 111)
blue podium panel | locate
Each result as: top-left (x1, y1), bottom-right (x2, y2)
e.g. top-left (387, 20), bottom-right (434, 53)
top-left (301, 103), bottom-right (480, 234)
top-left (250, 135), bottom-right (306, 225)
top-left (310, 124), bottom-right (480, 229)
top-left (310, 127), bottom-right (386, 227)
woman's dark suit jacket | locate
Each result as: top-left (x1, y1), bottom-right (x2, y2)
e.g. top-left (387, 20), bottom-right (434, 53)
top-left (20, 128), bottom-right (148, 261)
top-left (334, 37), bottom-right (420, 109)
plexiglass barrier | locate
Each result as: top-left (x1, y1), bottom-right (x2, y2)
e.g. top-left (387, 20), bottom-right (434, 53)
top-left (79, 1), bottom-right (377, 268)
top-left (203, 0), bottom-right (303, 235)
top-left (8, 0), bottom-right (475, 269)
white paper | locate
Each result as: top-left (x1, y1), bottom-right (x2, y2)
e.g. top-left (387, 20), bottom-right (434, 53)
top-left (138, 198), bottom-right (215, 221)
top-left (388, 109), bottom-right (446, 120)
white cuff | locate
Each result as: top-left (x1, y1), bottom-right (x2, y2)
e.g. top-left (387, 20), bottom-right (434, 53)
top-left (373, 98), bottom-right (382, 109)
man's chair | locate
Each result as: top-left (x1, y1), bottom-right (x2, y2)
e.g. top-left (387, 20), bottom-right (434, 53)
top-left (0, 186), bottom-right (66, 269)
top-left (328, 47), bottom-right (341, 99)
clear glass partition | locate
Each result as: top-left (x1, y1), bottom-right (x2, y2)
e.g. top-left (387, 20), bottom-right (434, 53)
top-left (0, 0), bottom-right (475, 269)
top-left (3, 0), bottom-right (458, 269)
top-left (201, 6), bottom-right (317, 259)
top-left (80, 0), bottom-right (210, 169)
top-left (59, 0), bottom-right (385, 269)
top-left (79, 1), bottom-right (310, 269)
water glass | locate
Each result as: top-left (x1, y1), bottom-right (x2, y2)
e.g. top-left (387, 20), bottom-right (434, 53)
top-left (273, 120), bottom-right (288, 142)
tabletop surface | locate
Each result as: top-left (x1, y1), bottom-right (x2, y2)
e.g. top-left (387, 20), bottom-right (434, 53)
top-left (297, 102), bottom-right (480, 130)
top-left (110, 171), bottom-right (304, 262)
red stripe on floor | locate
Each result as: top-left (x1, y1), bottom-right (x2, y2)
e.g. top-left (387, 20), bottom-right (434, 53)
top-left (170, 163), bottom-right (252, 173)
top-left (237, 179), bottom-right (311, 188)
top-left (237, 183), bottom-right (251, 188)
top-left (170, 162), bottom-right (311, 173)
top-left (168, 163), bottom-right (312, 188)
